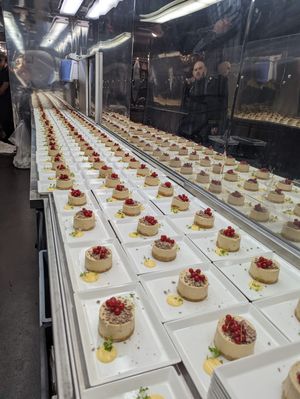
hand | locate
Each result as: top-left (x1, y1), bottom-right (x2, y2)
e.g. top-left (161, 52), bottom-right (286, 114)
top-left (213, 17), bottom-right (231, 34)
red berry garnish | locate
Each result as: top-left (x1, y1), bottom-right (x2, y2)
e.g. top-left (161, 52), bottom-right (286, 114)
top-left (82, 208), bottom-right (93, 218)
top-left (164, 182), bottom-right (172, 188)
top-left (223, 226), bottom-right (236, 238)
top-left (71, 189), bottom-right (82, 197)
top-left (151, 172), bottom-right (158, 178)
top-left (178, 194), bottom-right (189, 202)
top-left (204, 208), bottom-right (212, 216)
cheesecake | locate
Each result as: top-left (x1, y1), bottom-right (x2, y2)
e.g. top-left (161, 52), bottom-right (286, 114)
top-left (256, 168), bottom-right (270, 180)
top-left (169, 157), bottom-right (181, 168)
top-left (152, 235), bottom-right (177, 262)
top-left (153, 147), bottom-right (162, 157)
top-left (160, 152), bottom-right (170, 161)
top-left (194, 208), bottom-right (214, 228)
top-left (122, 198), bottom-right (141, 216)
top-left (158, 182), bottom-right (174, 197)
top-left (137, 215), bottom-right (159, 236)
top-left (196, 170), bottom-right (210, 184)
top-left (249, 256), bottom-right (280, 284)
top-left (171, 194), bottom-right (190, 211)
top-left (93, 157), bottom-right (105, 170)
top-left (281, 219), bottom-right (300, 242)
top-left (214, 314), bottom-right (256, 360)
top-left (200, 156), bottom-right (211, 167)
top-left (68, 189), bottom-right (87, 206)
top-left (294, 204), bottom-right (300, 217)
top-left (189, 151), bottom-right (199, 161)
top-left (73, 208), bottom-right (95, 231)
top-left (236, 161), bottom-right (249, 173)
top-left (225, 156), bottom-right (236, 166)
top-left (244, 178), bottom-right (259, 191)
top-left (55, 164), bottom-right (71, 178)
top-left (85, 245), bottom-right (112, 272)
top-left (282, 361), bottom-right (300, 399)
top-left (177, 268), bottom-right (208, 301)
top-left (249, 204), bottom-right (270, 222)
top-left (217, 226), bottom-right (241, 252)
top-left (267, 188), bottom-right (285, 203)
top-left (180, 163), bottom-right (193, 175)
top-left (137, 164), bottom-right (150, 177)
top-left (169, 143), bottom-right (179, 151)
top-left (277, 179), bottom-right (293, 192)
top-left (129, 158), bottom-right (140, 169)
top-left (224, 169), bottom-right (238, 182)
top-left (178, 147), bottom-right (188, 156)
top-left (228, 191), bottom-right (245, 206)
top-left (112, 184), bottom-right (130, 200)
top-left (145, 172), bottom-right (160, 186)
top-left (122, 153), bottom-right (131, 162)
top-left (209, 179), bottom-right (222, 194)
top-left (214, 153), bottom-right (225, 160)
top-left (99, 296), bottom-right (134, 342)
top-left (105, 173), bottom-right (121, 188)
top-left (295, 300), bottom-right (300, 322)
top-left (212, 163), bottom-right (223, 174)
top-left (56, 174), bottom-right (73, 190)
top-left (99, 165), bottom-right (113, 178)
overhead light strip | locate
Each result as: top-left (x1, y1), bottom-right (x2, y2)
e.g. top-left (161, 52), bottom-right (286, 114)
top-left (60, 0), bottom-right (84, 15)
top-left (140, 0), bottom-right (221, 23)
top-left (88, 32), bottom-right (131, 53)
top-left (86, 0), bottom-right (124, 19)
top-left (40, 17), bottom-right (69, 48)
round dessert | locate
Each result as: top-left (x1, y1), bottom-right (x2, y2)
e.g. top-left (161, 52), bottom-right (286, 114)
top-left (277, 178), bottom-right (293, 192)
top-left (236, 161), bottom-right (249, 173)
top-left (189, 151), bottom-right (199, 161)
top-left (145, 172), bottom-right (160, 186)
top-left (209, 179), bottom-right (222, 194)
top-left (214, 314), bottom-right (256, 360)
top-left (137, 215), bottom-right (159, 236)
top-left (255, 168), bottom-right (270, 180)
top-left (224, 169), bottom-right (238, 182)
top-left (152, 235), bottom-right (177, 262)
top-left (225, 156), bottom-right (236, 166)
top-left (294, 204), bottom-right (300, 217)
top-left (249, 256), bottom-right (280, 284)
top-left (122, 153), bottom-right (131, 162)
top-left (84, 146), bottom-right (95, 156)
top-left (122, 198), bottom-right (141, 216)
top-left (99, 165), bottom-right (113, 178)
top-left (137, 164), bottom-right (150, 177)
top-left (282, 361), bottom-right (300, 399)
top-left (212, 163), bottom-right (222, 174)
top-left (73, 208), bottom-right (95, 231)
top-left (55, 164), bottom-right (71, 177)
top-left (214, 152), bottom-right (224, 160)
top-left (177, 268), bottom-right (208, 301)
top-left (227, 191), bottom-right (245, 206)
top-left (204, 146), bottom-right (214, 155)
top-left (170, 143), bottom-right (179, 151)
top-left (194, 208), bottom-right (214, 228)
top-left (153, 148), bottom-right (161, 157)
top-left (180, 163), bottom-right (193, 175)
top-left (48, 145), bottom-right (60, 157)
top-left (243, 178), bottom-right (259, 191)
top-left (281, 219), bottom-right (300, 242)
top-left (93, 157), bottom-right (105, 170)
top-left (160, 153), bottom-right (170, 161)
top-left (85, 245), bottom-right (112, 273)
top-left (129, 158), bottom-right (140, 169)
top-left (196, 170), bottom-right (210, 184)
top-left (88, 151), bottom-right (100, 162)
top-left (178, 147), bottom-right (188, 156)
top-left (68, 189), bottom-right (87, 206)
top-left (249, 204), bottom-right (270, 222)
top-left (105, 173), bottom-right (120, 188)
top-left (267, 188), bottom-right (285, 203)
top-left (200, 156), bottom-right (211, 167)
top-left (112, 184), bottom-right (130, 200)
top-left (171, 194), bottom-right (190, 211)
top-left (169, 157), bottom-right (181, 168)
top-left (158, 182), bottom-right (174, 197)
top-left (295, 300), bottom-right (300, 322)
top-left (98, 296), bottom-right (134, 342)
top-left (217, 226), bottom-right (241, 252)
top-left (56, 174), bottom-right (73, 190)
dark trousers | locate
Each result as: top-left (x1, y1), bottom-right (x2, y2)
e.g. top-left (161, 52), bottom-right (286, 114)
top-left (0, 104), bottom-right (14, 141)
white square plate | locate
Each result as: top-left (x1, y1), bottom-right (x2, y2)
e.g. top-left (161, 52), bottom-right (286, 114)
top-left (74, 283), bottom-right (180, 386)
top-left (140, 263), bottom-right (247, 322)
top-left (166, 303), bottom-right (288, 399)
top-left (101, 201), bottom-right (162, 222)
top-left (124, 236), bottom-right (209, 275)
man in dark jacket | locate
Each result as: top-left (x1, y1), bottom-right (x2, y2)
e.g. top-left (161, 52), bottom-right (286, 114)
top-left (0, 53), bottom-right (14, 142)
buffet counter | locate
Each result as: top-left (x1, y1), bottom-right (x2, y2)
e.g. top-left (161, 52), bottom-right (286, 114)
top-left (31, 92), bottom-right (300, 399)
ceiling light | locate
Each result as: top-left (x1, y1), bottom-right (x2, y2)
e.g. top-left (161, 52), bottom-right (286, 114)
top-left (86, 0), bottom-right (124, 19)
top-left (88, 32), bottom-right (131, 53)
top-left (140, 0), bottom-right (221, 23)
top-left (60, 0), bottom-right (84, 15)
top-left (3, 11), bottom-right (24, 53)
top-left (40, 17), bottom-right (69, 47)
top-left (151, 32), bottom-right (158, 37)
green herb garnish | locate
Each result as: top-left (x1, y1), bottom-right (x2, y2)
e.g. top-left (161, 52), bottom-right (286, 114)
top-left (208, 346), bottom-right (221, 358)
top-left (136, 386), bottom-right (150, 399)
top-left (103, 337), bottom-right (113, 352)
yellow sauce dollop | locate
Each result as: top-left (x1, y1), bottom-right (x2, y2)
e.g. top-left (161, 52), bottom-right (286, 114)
top-left (115, 211), bottom-right (126, 219)
top-left (166, 294), bottom-right (184, 307)
top-left (215, 247), bottom-right (228, 256)
top-left (150, 395), bottom-right (165, 399)
top-left (203, 358), bottom-right (222, 376)
top-left (96, 345), bottom-right (117, 363)
top-left (190, 224), bottom-right (201, 231)
top-left (70, 230), bottom-right (84, 238)
top-left (80, 272), bottom-right (99, 283)
top-left (143, 258), bottom-right (156, 268)
top-left (249, 279), bottom-right (264, 292)
top-left (129, 231), bottom-right (141, 238)
top-left (64, 204), bottom-right (74, 210)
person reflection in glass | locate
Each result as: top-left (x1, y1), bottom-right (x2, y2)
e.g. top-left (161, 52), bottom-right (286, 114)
top-left (180, 60), bottom-right (209, 144)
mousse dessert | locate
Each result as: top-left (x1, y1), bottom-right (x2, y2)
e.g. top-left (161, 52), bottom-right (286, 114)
top-left (171, 194), bottom-right (190, 211)
top-left (209, 179), bottom-right (222, 194)
top-left (112, 184), bottom-right (130, 200)
top-left (196, 170), bottom-right (210, 184)
top-left (122, 198), bottom-right (141, 216)
top-left (249, 204), bottom-right (270, 222)
top-left (145, 171), bottom-right (160, 186)
top-left (158, 181), bottom-right (174, 197)
top-left (68, 189), bottom-right (87, 206)
top-left (194, 208), bottom-right (214, 228)
top-left (73, 208), bottom-right (95, 231)
top-left (152, 235), bottom-right (177, 262)
top-left (243, 178), bottom-right (259, 191)
top-left (177, 268), bottom-right (208, 301)
top-left (281, 219), bottom-right (300, 242)
top-left (137, 215), bottom-right (159, 236)
top-left (217, 226), bottom-right (241, 252)
top-left (85, 245), bottom-right (112, 273)
top-left (227, 191), bottom-right (245, 206)
top-left (249, 256), bottom-right (280, 284)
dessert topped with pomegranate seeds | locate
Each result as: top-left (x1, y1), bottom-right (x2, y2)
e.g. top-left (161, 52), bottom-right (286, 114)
top-left (249, 256), bottom-right (280, 284)
top-left (177, 268), bottom-right (209, 301)
top-left (194, 207), bottom-right (215, 228)
top-left (122, 198), bottom-right (141, 216)
top-left (73, 208), bottom-right (95, 231)
top-left (112, 184), bottom-right (130, 200)
top-left (137, 215), bottom-right (159, 236)
top-left (152, 235), bottom-right (177, 262)
top-left (217, 226), bottom-right (241, 252)
top-left (171, 193), bottom-right (190, 211)
top-left (158, 181), bottom-right (174, 197)
top-left (85, 245), bottom-right (112, 273)
top-left (68, 189), bottom-right (87, 206)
